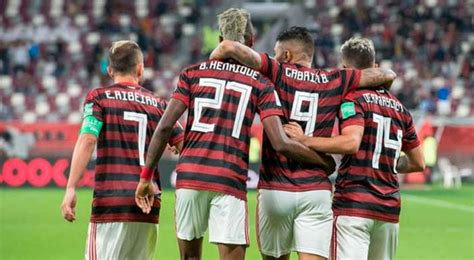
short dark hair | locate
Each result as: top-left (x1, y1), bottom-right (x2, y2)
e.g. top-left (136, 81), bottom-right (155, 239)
top-left (276, 26), bottom-right (314, 57)
top-left (340, 37), bottom-right (375, 69)
top-left (108, 40), bottom-right (143, 75)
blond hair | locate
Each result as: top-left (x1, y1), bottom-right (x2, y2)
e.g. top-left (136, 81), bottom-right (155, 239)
top-left (217, 8), bottom-right (251, 44)
top-left (340, 37), bottom-right (376, 69)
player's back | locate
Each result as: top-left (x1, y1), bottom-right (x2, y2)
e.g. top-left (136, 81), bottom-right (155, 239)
top-left (258, 54), bottom-right (361, 191)
top-left (172, 59), bottom-right (282, 200)
top-left (334, 88), bottom-right (420, 223)
top-left (85, 82), bottom-right (182, 223)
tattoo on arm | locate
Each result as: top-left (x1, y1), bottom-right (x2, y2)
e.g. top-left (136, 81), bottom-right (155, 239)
top-left (230, 43), bottom-right (262, 70)
top-left (360, 68), bottom-right (396, 88)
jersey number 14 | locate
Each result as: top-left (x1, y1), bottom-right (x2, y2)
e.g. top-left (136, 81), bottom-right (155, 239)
top-left (372, 113), bottom-right (402, 172)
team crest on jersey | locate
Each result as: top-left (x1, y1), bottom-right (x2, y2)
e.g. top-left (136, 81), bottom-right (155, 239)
top-left (341, 102), bottom-right (356, 119)
top-left (83, 103), bottom-right (94, 118)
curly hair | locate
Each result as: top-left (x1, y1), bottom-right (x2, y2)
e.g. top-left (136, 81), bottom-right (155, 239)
top-left (217, 8), bottom-right (252, 44)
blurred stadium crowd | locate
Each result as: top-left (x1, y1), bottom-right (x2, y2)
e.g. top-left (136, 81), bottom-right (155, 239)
top-left (0, 0), bottom-right (472, 123)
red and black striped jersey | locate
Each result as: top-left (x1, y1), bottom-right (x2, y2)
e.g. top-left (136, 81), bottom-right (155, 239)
top-left (86, 82), bottom-right (184, 224)
top-left (256, 53), bottom-right (361, 192)
top-left (172, 60), bottom-right (283, 201)
top-left (333, 88), bottom-right (421, 223)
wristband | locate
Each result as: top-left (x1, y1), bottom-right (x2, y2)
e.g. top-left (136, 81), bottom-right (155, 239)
top-left (140, 167), bottom-right (154, 180)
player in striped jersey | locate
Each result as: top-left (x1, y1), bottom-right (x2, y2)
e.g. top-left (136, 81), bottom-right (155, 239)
top-left (135, 9), bottom-right (332, 260)
top-left (210, 27), bottom-right (397, 260)
top-left (60, 40), bottom-right (184, 260)
top-left (284, 37), bottom-right (425, 260)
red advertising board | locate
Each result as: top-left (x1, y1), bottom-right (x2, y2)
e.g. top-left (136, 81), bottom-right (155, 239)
top-left (0, 122), bottom-right (473, 188)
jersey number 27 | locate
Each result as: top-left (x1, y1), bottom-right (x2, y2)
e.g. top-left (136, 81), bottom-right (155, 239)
top-left (191, 78), bottom-right (252, 139)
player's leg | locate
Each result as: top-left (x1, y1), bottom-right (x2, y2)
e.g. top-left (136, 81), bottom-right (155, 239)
top-left (367, 220), bottom-right (399, 260)
top-left (257, 189), bottom-right (295, 260)
top-left (175, 189), bottom-right (211, 260)
top-left (293, 190), bottom-right (332, 260)
top-left (217, 243), bottom-right (246, 260)
top-left (178, 238), bottom-right (204, 260)
top-left (208, 191), bottom-right (248, 260)
top-left (332, 216), bottom-right (373, 260)
top-left (261, 255), bottom-right (290, 260)
top-left (126, 222), bottom-right (159, 260)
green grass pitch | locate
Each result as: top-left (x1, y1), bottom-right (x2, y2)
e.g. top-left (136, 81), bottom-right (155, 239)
top-left (1, 186), bottom-right (473, 259)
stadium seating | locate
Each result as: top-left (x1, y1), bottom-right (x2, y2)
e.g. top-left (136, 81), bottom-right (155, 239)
top-left (0, 0), bottom-right (472, 122)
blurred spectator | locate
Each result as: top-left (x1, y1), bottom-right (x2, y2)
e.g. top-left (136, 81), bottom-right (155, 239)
top-left (0, 0), bottom-right (471, 122)
top-left (10, 40), bottom-right (30, 74)
top-left (309, 0), bottom-right (472, 114)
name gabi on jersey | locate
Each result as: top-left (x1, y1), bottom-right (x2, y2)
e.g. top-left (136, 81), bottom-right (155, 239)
top-left (199, 61), bottom-right (259, 80)
top-left (104, 90), bottom-right (159, 107)
top-left (284, 68), bottom-right (329, 83)
top-left (362, 93), bottom-right (404, 112)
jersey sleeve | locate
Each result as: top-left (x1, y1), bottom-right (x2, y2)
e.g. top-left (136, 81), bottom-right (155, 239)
top-left (171, 71), bottom-right (191, 107)
top-left (259, 52), bottom-right (280, 82)
top-left (340, 69), bottom-right (362, 96)
top-left (338, 96), bottom-right (365, 129)
top-left (83, 89), bottom-right (103, 121)
top-left (402, 114), bottom-right (421, 151)
top-left (256, 79), bottom-right (284, 120)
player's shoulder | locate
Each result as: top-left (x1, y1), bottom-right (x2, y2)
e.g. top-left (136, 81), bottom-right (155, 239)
top-left (343, 87), bottom-right (370, 101)
top-left (255, 73), bottom-right (274, 88)
top-left (84, 86), bottom-right (103, 100)
top-left (182, 60), bottom-right (205, 73)
top-left (385, 90), bottom-right (412, 117)
top-left (324, 67), bottom-right (358, 79)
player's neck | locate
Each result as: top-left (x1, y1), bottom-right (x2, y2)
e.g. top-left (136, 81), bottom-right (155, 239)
top-left (113, 75), bottom-right (140, 85)
top-left (292, 59), bottom-right (311, 68)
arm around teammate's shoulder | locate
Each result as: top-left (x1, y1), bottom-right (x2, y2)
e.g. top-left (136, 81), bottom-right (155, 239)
top-left (359, 67), bottom-right (397, 88)
top-left (210, 40), bottom-right (262, 70)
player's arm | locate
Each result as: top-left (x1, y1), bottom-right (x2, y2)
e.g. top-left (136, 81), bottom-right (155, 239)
top-left (210, 40), bottom-right (262, 70)
top-left (61, 116), bottom-right (102, 222)
top-left (284, 122), bottom-right (364, 155)
top-left (396, 114), bottom-right (425, 173)
top-left (359, 68), bottom-right (397, 89)
top-left (262, 116), bottom-right (336, 174)
top-left (396, 146), bottom-right (425, 173)
top-left (136, 99), bottom-right (187, 213)
top-left (172, 141), bottom-right (184, 153)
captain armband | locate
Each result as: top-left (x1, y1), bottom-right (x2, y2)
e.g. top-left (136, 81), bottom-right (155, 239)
top-left (80, 115), bottom-right (103, 137)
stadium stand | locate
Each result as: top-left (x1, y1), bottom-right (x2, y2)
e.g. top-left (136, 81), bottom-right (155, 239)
top-left (0, 0), bottom-right (472, 123)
